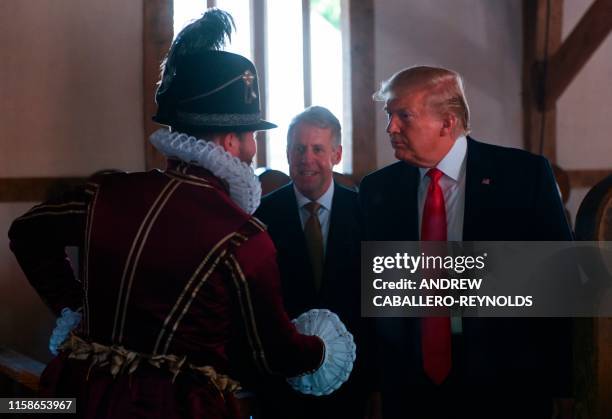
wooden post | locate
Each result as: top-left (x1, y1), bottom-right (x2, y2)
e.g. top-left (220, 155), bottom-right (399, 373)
top-left (302, 0), bottom-right (312, 109)
top-left (343, 0), bottom-right (376, 181)
top-left (143, 0), bottom-right (174, 170)
top-left (252, 0), bottom-right (268, 168)
top-left (522, 0), bottom-right (563, 162)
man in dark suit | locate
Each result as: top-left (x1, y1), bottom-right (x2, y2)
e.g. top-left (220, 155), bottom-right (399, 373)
top-left (359, 66), bottom-right (573, 419)
top-left (255, 106), bottom-right (365, 418)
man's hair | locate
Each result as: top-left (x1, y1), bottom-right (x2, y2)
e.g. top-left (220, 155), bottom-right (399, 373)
top-left (373, 65), bottom-right (470, 134)
top-left (287, 106), bottom-right (342, 148)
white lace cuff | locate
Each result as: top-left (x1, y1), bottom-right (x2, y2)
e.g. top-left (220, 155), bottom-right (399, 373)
top-left (287, 309), bottom-right (356, 396)
top-left (49, 307), bottom-right (82, 355)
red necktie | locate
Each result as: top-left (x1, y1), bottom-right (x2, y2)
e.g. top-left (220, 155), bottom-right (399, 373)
top-left (420, 168), bottom-right (452, 384)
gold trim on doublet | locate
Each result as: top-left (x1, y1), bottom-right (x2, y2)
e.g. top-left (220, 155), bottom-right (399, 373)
top-left (153, 230), bottom-right (236, 354)
top-left (165, 170), bottom-right (214, 189)
top-left (225, 254), bottom-right (272, 375)
top-left (15, 201), bottom-right (88, 221)
top-left (83, 182), bottom-right (100, 335)
top-left (248, 217), bottom-right (267, 232)
top-left (112, 179), bottom-right (180, 343)
top-left (161, 247), bottom-right (228, 355)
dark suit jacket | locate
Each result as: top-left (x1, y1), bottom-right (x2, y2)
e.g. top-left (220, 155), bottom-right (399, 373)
top-left (359, 137), bottom-right (573, 418)
top-left (254, 182), bottom-right (364, 419)
top-left (255, 182), bottom-right (362, 324)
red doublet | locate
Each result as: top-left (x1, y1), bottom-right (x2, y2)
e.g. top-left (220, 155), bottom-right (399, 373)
top-left (9, 161), bottom-right (323, 419)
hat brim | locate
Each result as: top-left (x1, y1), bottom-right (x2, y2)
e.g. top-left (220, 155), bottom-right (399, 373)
top-left (152, 116), bottom-right (277, 133)
top-left (231, 119), bottom-right (277, 132)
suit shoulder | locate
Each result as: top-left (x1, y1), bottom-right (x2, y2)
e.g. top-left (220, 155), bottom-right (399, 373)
top-left (470, 137), bottom-right (547, 167)
top-left (332, 183), bottom-right (361, 221)
top-left (361, 161), bottom-right (407, 188)
top-left (255, 183), bottom-right (293, 222)
top-left (334, 182), bottom-right (359, 201)
top-left (259, 183), bottom-right (293, 205)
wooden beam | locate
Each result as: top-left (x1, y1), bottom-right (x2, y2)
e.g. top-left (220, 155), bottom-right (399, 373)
top-left (302, 0), bottom-right (312, 108)
top-left (567, 169), bottom-right (612, 189)
top-left (543, 0), bottom-right (612, 110)
top-left (0, 178), bottom-right (86, 203)
top-left (143, 0), bottom-right (173, 170)
top-left (0, 347), bottom-right (45, 392)
top-left (344, 0), bottom-right (376, 180)
top-left (522, 0), bottom-right (563, 162)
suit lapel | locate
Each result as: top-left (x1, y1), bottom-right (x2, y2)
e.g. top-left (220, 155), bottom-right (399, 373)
top-left (325, 184), bottom-right (342, 276)
top-left (274, 184), bottom-right (313, 278)
top-left (324, 184), bottom-right (353, 286)
top-left (283, 183), bottom-right (311, 256)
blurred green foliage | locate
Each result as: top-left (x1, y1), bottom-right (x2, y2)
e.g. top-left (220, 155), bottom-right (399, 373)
top-left (311, 0), bottom-right (340, 30)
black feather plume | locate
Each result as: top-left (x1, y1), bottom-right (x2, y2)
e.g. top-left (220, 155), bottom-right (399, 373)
top-left (157, 8), bottom-right (235, 94)
top-left (175, 8), bottom-right (235, 55)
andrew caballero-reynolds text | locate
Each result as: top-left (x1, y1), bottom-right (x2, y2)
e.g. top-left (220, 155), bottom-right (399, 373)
top-left (369, 253), bottom-right (534, 308)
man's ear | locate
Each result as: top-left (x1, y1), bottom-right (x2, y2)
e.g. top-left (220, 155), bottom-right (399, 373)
top-left (217, 132), bottom-right (240, 157)
top-left (286, 140), bottom-right (292, 164)
top-left (439, 113), bottom-right (458, 137)
top-left (332, 144), bottom-right (343, 166)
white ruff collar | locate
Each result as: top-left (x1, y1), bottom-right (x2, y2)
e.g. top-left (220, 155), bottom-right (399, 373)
top-left (150, 129), bottom-right (262, 214)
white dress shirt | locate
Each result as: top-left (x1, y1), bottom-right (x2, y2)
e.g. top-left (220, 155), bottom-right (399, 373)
top-left (418, 136), bottom-right (467, 333)
top-left (294, 181), bottom-right (334, 255)
top-left (418, 135), bottom-right (468, 241)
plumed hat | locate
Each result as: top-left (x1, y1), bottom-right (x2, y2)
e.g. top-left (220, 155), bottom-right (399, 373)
top-left (153, 9), bottom-right (276, 132)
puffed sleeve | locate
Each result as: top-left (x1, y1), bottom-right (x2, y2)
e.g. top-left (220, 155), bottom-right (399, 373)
top-left (8, 183), bottom-right (95, 315)
top-left (226, 227), bottom-right (325, 378)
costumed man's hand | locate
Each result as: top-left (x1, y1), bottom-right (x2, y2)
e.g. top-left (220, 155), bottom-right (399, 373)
top-left (49, 308), bottom-right (82, 355)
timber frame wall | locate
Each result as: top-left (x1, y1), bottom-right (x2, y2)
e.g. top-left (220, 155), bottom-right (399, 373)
top-left (523, 3), bottom-right (612, 417)
top-left (522, 0), bottom-right (612, 189)
top-left (0, 1), bottom-right (609, 200)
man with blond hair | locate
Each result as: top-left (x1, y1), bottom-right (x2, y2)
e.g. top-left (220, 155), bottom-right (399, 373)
top-left (360, 66), bottom-right (572, 418)
top-left (255, 106), bottom-right (364, 418)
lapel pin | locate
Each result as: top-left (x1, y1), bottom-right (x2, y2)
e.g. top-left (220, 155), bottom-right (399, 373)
top-left (481, 178), bottom-right (491, 185)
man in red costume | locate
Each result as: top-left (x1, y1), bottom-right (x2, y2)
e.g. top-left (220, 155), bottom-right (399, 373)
top-left (9, 9), bottom-right (352, 419)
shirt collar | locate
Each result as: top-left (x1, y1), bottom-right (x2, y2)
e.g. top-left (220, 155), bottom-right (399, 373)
top-left (419, 135), bottom-right (467, 181)
top-left (294, 180), bottom-right (335, 211)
